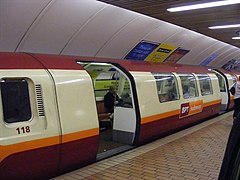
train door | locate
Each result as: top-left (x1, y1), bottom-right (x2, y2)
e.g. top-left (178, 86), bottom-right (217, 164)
top-left (213, 70), bottom-right (229, 111)
top-left (229, 74), bottom-right (237, 110)
top-left (77, 61), bottom-right (137, 158)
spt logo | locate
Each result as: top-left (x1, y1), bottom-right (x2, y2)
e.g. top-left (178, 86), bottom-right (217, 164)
top-left (180, 103), bottom-right (190, 117)
top-left (179, 100), bottom-right (203, 118)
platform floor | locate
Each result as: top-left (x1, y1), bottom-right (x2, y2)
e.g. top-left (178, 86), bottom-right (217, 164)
top-left (54, 111), bottom-right (233, 180)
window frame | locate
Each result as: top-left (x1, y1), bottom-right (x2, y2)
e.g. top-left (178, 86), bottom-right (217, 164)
top-left (0, 78), bottom-right (32, 124)
top-left (196, 74), bottom-right (213, 96)
top-left (152, 72), bottom-right (180, 103)
top-left (178, 73), bottom-right (199, 99)
top-left (215, 73), bottom-right (227, 92)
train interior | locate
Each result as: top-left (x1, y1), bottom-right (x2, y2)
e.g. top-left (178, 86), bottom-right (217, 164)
top-left (77, 61), bottom-right (136, 158)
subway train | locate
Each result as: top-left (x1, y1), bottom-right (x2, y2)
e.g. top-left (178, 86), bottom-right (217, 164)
top-left (0, 52), bottom-right (238, 179)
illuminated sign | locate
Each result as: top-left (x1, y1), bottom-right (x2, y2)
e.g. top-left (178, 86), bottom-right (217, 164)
top-left (164, 48), bottom-right (190, 64)
top-left (200, 54), bottom-right (218, 66)
top-left (145, 44), bottom-right (177, 62)
top-left (125, 41), bottom-right (159, 61)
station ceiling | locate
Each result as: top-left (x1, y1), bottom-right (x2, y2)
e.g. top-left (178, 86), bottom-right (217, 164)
top-left (99, 0), bottom-right (240, 48)
top-left (0, 0), bottom-right (239, 68)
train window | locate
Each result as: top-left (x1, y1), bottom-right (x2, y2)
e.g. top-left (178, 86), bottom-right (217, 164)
top-left (152, 73), bottom-right (179, 103)
top-left (196, 74), bottom-right (213, 96)
top-left (117, 75), bottom-right (133, 108)
top-left (178, 74), bottom-right (198, 99)
top-left (0, 79), bottom-right (32, 123)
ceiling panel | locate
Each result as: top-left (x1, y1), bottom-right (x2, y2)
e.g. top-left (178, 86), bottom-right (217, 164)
top-left (63, 5), bottom-right (139, 56)
top-left (0, 0), bottom-right (52, 51)
top-left (178, 37), bottom-right (218, 65)
top-left (17, 0), bottom-right (107, 54)
top-left (99, 0), bottom-right (240, 48)
top-left (0, 0), bottom-right (239, 68)
top-left (96, 15), bottom-right (161, 58)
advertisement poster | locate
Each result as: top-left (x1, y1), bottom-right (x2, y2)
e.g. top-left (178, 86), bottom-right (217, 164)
top-left (163, 48), bottom-right (190, 64)
top-left (145, 44), bottom-right (177, 62)
top-left (222, 59), bottom-right (240, 70)
top-left (199, 54), bottom-right (218, 66)
top-left (125, 41), bottom-right (159, 61)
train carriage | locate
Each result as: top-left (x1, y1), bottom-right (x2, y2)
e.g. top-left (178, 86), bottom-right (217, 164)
top-left (0, 52), bottom-right (237, 179)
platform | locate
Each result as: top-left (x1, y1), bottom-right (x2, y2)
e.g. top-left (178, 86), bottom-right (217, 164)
top-left (54, 111), bottom-right (233, 180)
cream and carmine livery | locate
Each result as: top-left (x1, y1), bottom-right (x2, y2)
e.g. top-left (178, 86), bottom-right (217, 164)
top-left (0, 52), bottom-right (237, 179)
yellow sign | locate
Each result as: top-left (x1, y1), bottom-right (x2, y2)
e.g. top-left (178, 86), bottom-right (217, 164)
top-left (89, 72), bottom-right (101, 80)
top-left (145, 44), bottom-right (177, 62)
top-left (94, 80), bottom-right (130, 91)
top-left (95, 80), bottom-right (117, 90)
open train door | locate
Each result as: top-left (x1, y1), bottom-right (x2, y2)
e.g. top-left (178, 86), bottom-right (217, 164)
top-left (77, 61), bottom-right (140, 159)
top-left (213, 69), bottom-right (231, 111)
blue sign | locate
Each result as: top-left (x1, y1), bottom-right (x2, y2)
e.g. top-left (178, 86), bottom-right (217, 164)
top-left (200, 54), bottom-right (218, 66)
top-left (222, 59), bottom-right (240, 70)
top-left (125, 41), bottom-right (159, 61)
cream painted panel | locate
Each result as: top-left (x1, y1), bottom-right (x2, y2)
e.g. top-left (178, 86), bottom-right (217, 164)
top-left (63, 5), bottom-right (139, 56)
top-left (113, 107), bottom-right (136, 133)
top-left (17, 0), bottom-right (107, 53)
top-left (130, 72), bottom-right (180, 118)
top-left (0, 0), bottom-right (51, 51)
top-left (50, 70), bottom-right (98, 134)
top-left (96, 16), bottom-right (160, 59)
top-left (0, 70), bottom-right (60, 145)
top-left (144, 21), bottom-right (182, 43)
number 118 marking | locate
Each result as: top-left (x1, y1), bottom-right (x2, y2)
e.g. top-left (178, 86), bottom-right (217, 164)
top-left (16, 126), bottom-right (31, 134)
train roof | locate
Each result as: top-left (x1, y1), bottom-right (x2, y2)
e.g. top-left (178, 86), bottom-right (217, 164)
top-left (0, 52), bottom-right (217, 74)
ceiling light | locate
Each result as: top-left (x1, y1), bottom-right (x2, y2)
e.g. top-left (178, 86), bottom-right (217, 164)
top-left (209, 24), bottom-right (240, 29)
top-left (167, 0), bottom-right (240, 12)
top-left (232, 37), bottom-right (240, 39)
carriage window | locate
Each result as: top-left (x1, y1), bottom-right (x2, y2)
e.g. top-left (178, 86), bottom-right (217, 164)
top-left (197, 74), bottom-right (213, 96)
top-left (152, 73), bottom-right (179, 103)
top-left (0, 79), bottom-right (32, 123)
top-left (116, 75), bottom-right (133, 108)
top-left (179, 74), bottom-right (198, 99)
